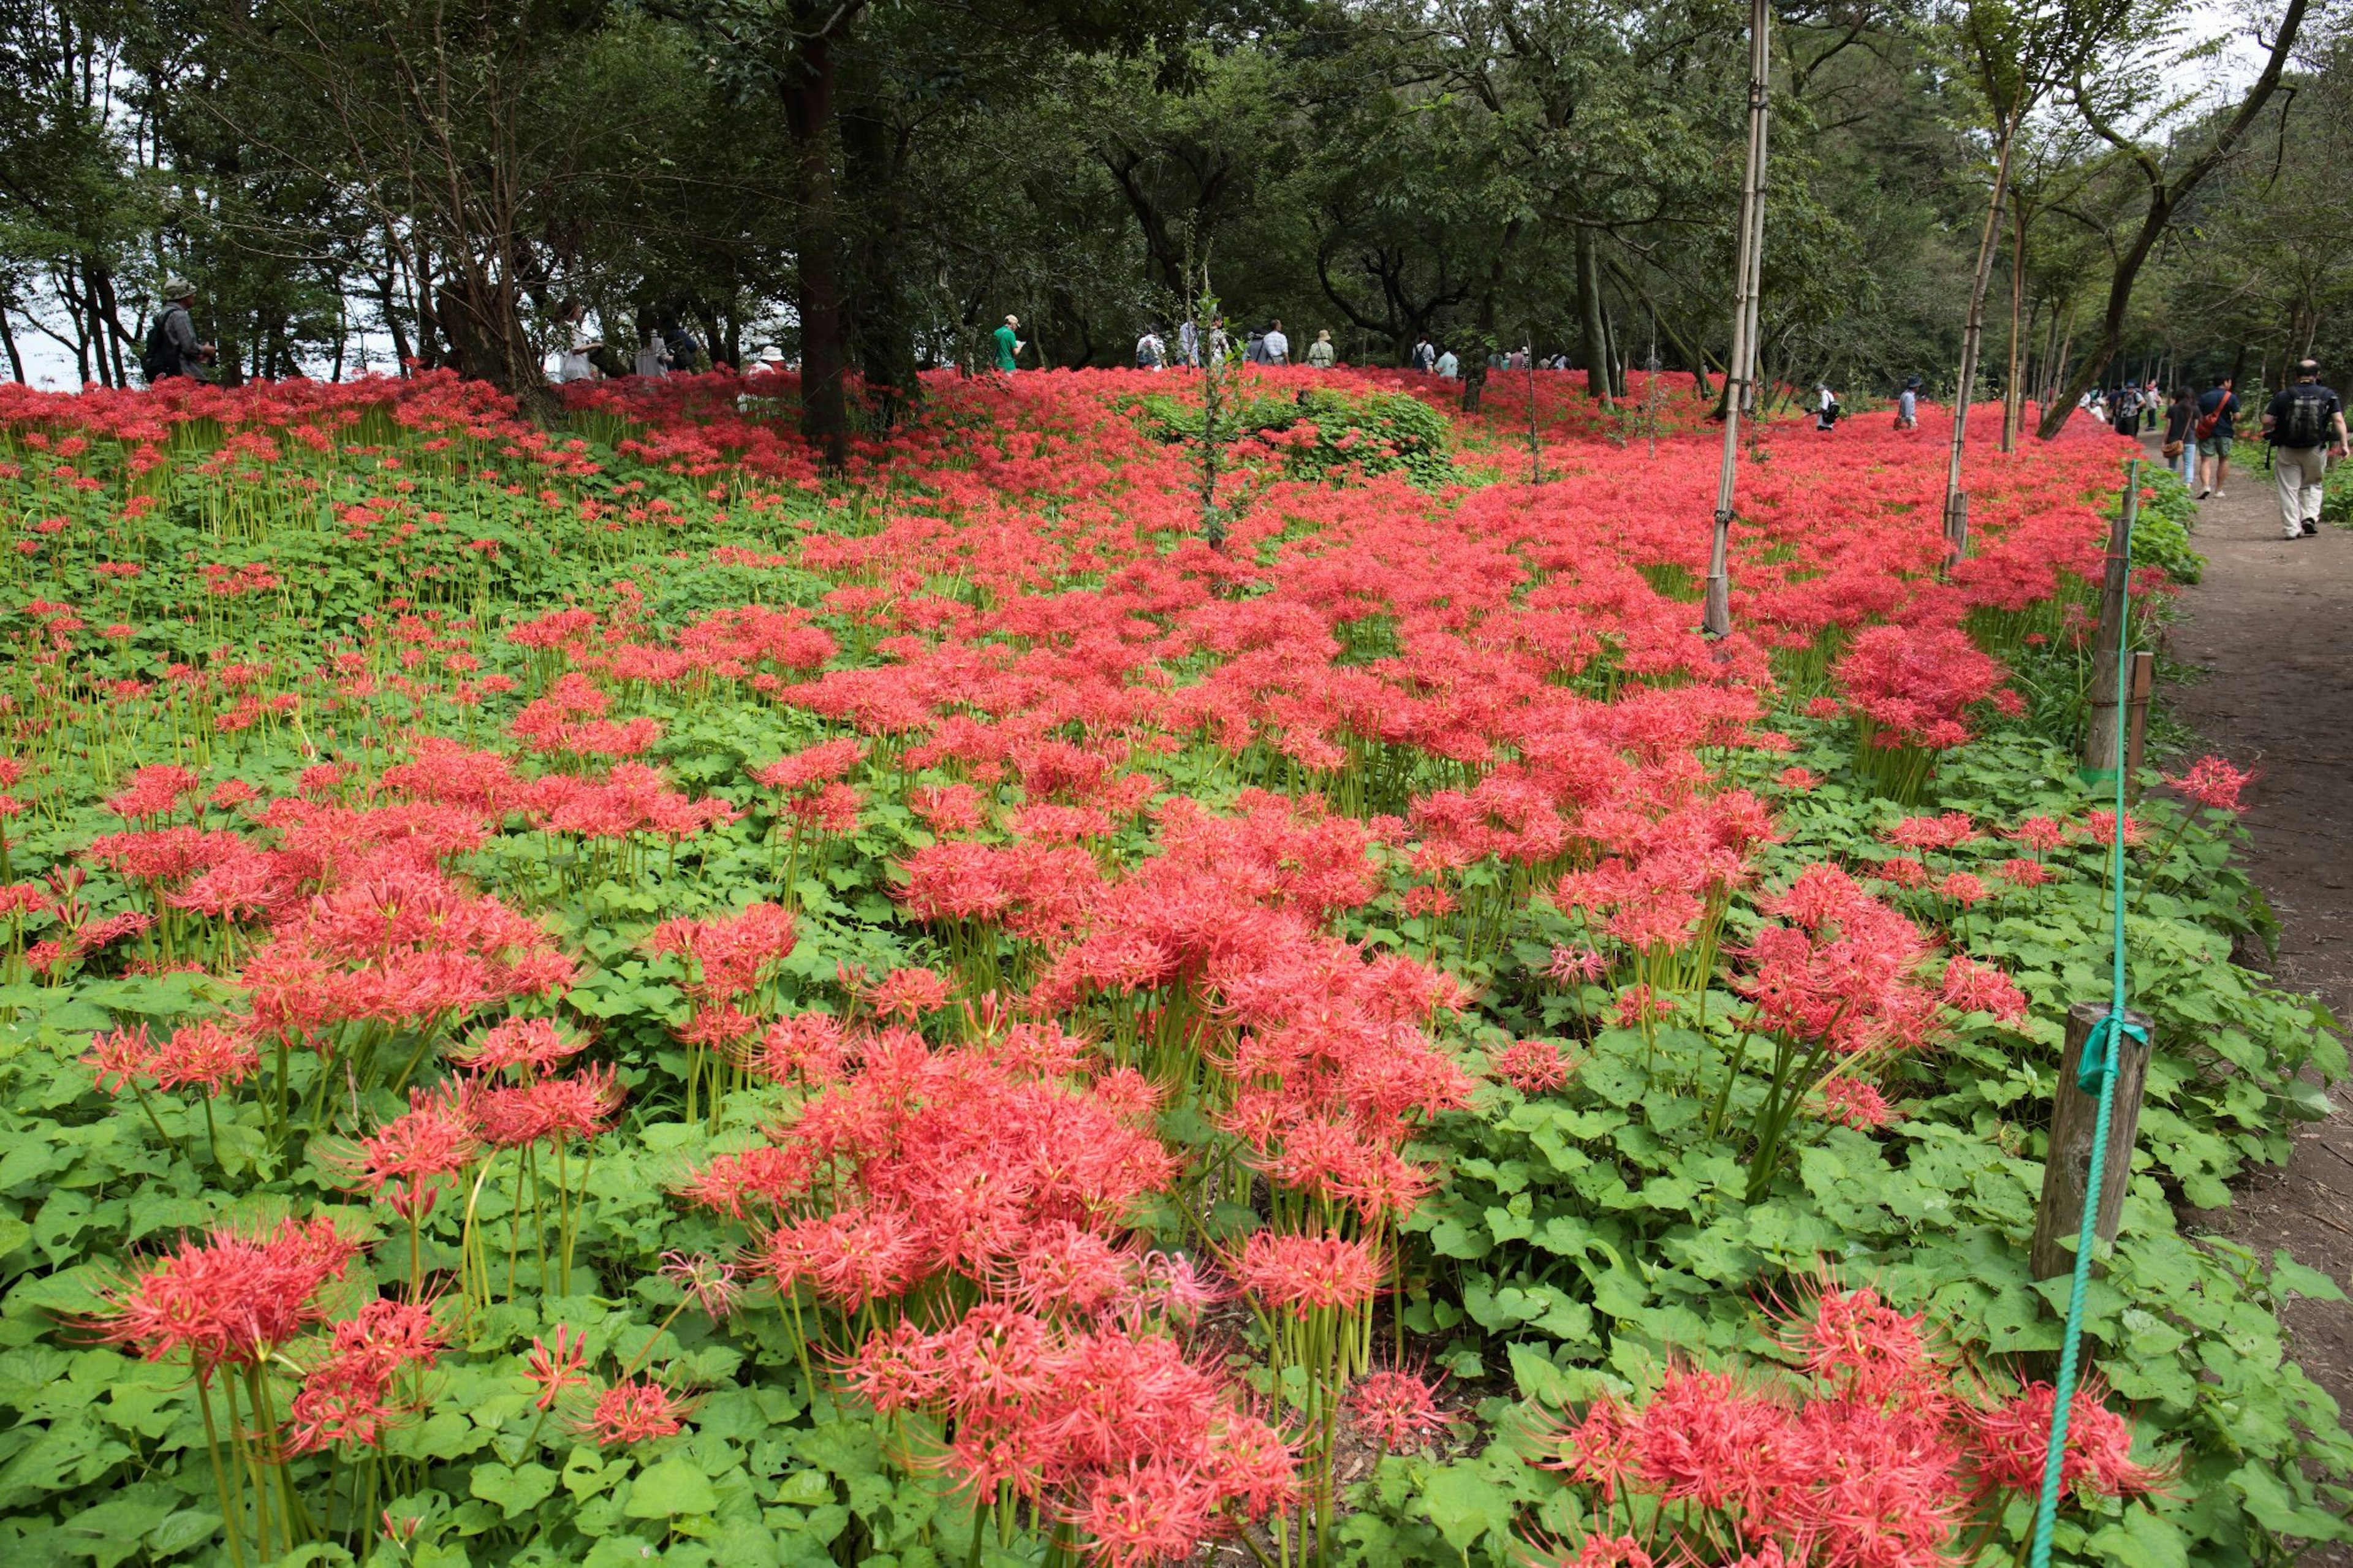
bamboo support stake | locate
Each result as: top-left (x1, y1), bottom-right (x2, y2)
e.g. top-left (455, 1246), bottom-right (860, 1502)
top-left (1705, 0), bottom-right (1770, 638)
top-left (2029, 1001), bottom-right (2154, 1280)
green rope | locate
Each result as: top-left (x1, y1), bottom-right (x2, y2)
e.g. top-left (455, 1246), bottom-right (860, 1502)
top-left (2028, 458), bottom-right (2150, 1567)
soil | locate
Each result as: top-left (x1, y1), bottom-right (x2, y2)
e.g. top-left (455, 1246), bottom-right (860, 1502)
top-left (2158, 441), bottom-right (2353, 1562)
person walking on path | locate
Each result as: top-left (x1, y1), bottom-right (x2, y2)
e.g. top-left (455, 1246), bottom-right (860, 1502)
top-left (2111, 384), bottom-right (2142, 439)
top-left (2163, 383), bottom-right (2199, 485)
top-left (1894, 377), bottom-right (1920, 430)
top-left (2262, 358), bottom-right (2349, 540)
top-left (2196, 375), bottom-right (2240, 499)
top-left (1177, 319), bottom-right (1199, 368)
top-left (993, 316), bottom-right (1025, 373)
top-left (1306, 329), bottom-right (1335, 368)
top-left (1412, 336), bottom-right (1436, 373)
top-left (140, 278), bottom-right (214, 384)
top-left (1815, 382), bottom-right (1841, 431)
top-left (1434, 345), bottom-right (1459, 379)
top-left (1136, 328), bottom-right (1165, 371)
top-left (1262, 320), bottom-right (1290, 366)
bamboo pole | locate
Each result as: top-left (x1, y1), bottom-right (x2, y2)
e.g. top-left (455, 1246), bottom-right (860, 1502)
top-left (1705, 0), bottom-right (1771, 639)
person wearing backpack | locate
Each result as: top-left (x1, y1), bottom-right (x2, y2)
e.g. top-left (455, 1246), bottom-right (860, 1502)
top-left (2194, 375), bottom-right (2239, 499)
top-left (140, 278), bottom-right (214, 385)
top-left (2262, 358), bottom-right (2349, 540)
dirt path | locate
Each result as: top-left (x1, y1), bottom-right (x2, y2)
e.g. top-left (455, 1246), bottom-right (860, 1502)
top-left (2159, 442), bottom-right (2353, 1558)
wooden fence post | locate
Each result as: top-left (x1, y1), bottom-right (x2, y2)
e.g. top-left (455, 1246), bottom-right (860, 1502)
top-left (2123, 650), bottom-right (2155, 800)
top-left (2029, 999), bottom-right (2156, 1280)
top-left (2080, 468), bottom-right (2139, 782)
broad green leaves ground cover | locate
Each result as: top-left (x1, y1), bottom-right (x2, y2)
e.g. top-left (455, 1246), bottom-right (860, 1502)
top-left (0, 366), bottom-right (2341, 1568)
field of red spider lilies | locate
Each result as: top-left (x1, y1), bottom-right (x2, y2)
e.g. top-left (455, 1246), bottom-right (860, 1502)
top-left (0, 363), bottom-right (2344, 1568)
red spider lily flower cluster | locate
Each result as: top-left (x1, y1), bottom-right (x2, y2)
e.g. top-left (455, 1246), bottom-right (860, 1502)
top-left (85, 1216), bottom-right (362, 1378)
top-left (2164, 754), bottom-right (2254, 815)
top-left (846, 1303), bottom-right (1295, 1563)
top-left (1537, 1286), bottom-right (2164, 1567)
top-left (287, 1298), bottom-right (447, 1453)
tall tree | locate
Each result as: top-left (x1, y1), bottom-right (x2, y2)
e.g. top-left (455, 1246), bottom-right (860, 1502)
top-left (2036, 0), bottom-right (2314, 435)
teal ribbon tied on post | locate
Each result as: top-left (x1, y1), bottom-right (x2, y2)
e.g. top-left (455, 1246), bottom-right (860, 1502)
top-left (2075, 1010), bottom-right (2148, 1096)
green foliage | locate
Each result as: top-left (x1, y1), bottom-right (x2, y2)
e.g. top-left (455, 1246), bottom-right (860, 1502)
top-left (1130, 382), bottom-right (1458, 487)
top-left (2126, 466), bottom-right (2204, 585)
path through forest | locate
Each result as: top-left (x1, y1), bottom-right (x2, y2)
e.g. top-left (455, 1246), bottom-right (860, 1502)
top-left (2159, 444), bottom-right (2353, 1561)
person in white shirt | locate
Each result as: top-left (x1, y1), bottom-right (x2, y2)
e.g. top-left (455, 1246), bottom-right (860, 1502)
top-left (1262, 320), bottom-right (1290, 365)
top-left (1435, 347), bottom-right (1458, 378)
top-left (555, 301), bottom-right (601, 382)
top-left (1136, 329), bottom-right (1165, 370)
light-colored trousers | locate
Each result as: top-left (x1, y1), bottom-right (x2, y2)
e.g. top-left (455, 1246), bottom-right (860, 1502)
top-left (2275, 445), bottom-right (2328, 538)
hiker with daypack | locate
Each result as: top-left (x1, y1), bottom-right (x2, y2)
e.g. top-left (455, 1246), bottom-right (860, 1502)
top-left (1815, 382), bottom-right (1842, 431)
top-left (2195, 375), bottom-right (2239, 499)
top-left (142, 278), bottom-right (214, 385)
top-left (1894, 377), bottom-right (1920, 430)
top-left (2262, 358), bottom-right (2349, 540)
top-left (1306, 329), bottom-right (1336, 369)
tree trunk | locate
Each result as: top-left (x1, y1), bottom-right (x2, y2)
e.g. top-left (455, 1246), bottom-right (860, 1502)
top-left (1576, 226), bottom-right (1611, 404)
top-left (783, 30), bottom-right (849, 469)
top-left (843, 104), bottom-right (919, 427)
top-left (0, 307), bottom-right (22, 382)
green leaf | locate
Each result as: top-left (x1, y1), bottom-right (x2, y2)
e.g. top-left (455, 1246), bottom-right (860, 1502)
top-left (2268, 1251), bottom-right (2346, 1302)
top-left (2083, 1506), bottom-right (2191, 1568)
top-left (471, 1461), bottom-right (559, 1520)
top-left (626, 1457), bottom-right (720, 1518)
top-left (1417, 1463), bottom-right (1514, 1551)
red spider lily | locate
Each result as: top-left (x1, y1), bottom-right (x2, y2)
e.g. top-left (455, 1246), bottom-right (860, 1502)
top-left (445, 1014), bottom-right (584, 1078)
top-left (660, 1251), bottom-right (743, 1320)
top-left (333, 1086), bottom-right (480, 1218)
top-left (580, 1377), bottom-right (692, 1445)
top-left (84, 1215), bottom-right (361, 1378)
top-left (1969, 1380), bottom-right (2167, 1498)
top-left (1232, 1230), bottom-right (1384, 1316)
top-left (1347, 1369), bottom-right (1455, 1453)
top-left (286, 1298), bottom-right (448, 1454)
top-left (1488, 1037), bottom-right (1572, 1093)
top-left (2164, 754), bottom-right (2254, 814)
top-left (526, 1325), bottom-right (590, 1410)
top-left (644, 900), bottom-right (797, 1003)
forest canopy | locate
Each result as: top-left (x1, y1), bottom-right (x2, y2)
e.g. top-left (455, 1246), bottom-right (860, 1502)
top-left (0, 0), bottom-right (2343, 445)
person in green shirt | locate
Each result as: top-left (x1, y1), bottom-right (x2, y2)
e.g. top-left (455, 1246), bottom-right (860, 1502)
top-left (993, 314), bottom-right (1024, 372)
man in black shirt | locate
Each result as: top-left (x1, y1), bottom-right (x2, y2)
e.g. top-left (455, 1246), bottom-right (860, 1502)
top-left (2195, 376), bottom-right (2239, 500)
top-left (2261, 358), bottom-right (2349, 539)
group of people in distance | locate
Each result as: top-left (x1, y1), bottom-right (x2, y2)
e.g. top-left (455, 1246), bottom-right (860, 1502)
top-left (134, 279), bottom-right (2353, 547)
top-left (1114, 318), bottom-right (1339, 372)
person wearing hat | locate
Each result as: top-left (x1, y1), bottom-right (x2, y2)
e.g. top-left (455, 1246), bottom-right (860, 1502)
top-left (141, 277), bottom-right (214, 384)
top-left (993, 314), bottom-right (1024, 373)
top-left (1895, 377), bottom-right (1920, 430)
top-left (2261, 358), bottom-right (2349, 540)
